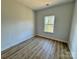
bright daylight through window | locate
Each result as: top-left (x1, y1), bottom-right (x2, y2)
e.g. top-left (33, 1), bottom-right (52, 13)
top-left (44, 15), bottom-right (55, 33)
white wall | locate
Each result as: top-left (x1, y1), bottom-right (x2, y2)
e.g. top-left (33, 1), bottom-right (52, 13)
top-left (68, 2), bottom-right (77, 59)
top-left (1, 0), bottom-right (35, 51)
top-left (35, 2), bottom-right (74, 42)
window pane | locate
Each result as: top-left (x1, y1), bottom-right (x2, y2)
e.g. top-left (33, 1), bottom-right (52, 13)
top-left (44, 25), bottom-right (54, 33)
top-left (44, 15), bottom-right (55, 33)
top-left (48, 16), bottom-right (55, 24)
top-left (45, 17), bottom-right (49, 24)
top-left (44, 16), bottom-right (55, 24)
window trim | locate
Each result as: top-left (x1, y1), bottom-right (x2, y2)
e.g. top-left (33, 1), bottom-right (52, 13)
top-left (43, 15), bottom-right (55, 34)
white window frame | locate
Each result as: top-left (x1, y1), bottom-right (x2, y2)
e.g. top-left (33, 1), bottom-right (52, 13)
top-left (44, 15), bottom-right (55, 33)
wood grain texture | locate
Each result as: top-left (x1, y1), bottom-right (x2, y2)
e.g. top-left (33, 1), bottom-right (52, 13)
top-left (1, 36), bottom-right (72, 59)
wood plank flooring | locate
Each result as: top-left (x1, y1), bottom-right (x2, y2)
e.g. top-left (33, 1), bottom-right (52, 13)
top-left (1, 36), bottom-right (72, 59)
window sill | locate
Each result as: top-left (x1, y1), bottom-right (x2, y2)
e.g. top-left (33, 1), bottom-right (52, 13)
top-left (44, 32), bottom-right (54, 34)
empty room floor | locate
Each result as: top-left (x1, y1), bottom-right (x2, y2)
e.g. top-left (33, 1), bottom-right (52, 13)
top-left (2, 36), bottom-right (72, 59)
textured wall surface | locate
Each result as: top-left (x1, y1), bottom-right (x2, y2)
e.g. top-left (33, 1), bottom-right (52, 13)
top-left (1, 0), bottom-right (35, 51)
top-left (35, 3), bottom-right (74, 42)
top-left (68, 2), bottom-right (77, 59)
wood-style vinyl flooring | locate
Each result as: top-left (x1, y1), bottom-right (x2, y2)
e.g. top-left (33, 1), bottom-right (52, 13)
top-left (1, 36), bottom-right (72, 59)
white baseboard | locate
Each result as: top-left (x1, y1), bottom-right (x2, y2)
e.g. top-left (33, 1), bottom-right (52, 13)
top-left (36, 34), bottom-right (68, 43)
top-left (1, 34), bottom-right (35, 52)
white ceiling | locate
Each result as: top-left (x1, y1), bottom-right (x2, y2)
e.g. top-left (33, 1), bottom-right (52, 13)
top-left (16, 0), bottom-right (75, 10)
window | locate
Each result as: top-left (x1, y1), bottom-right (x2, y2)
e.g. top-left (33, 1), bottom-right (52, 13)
top-left (44, 15), bottom-right (55, 33)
